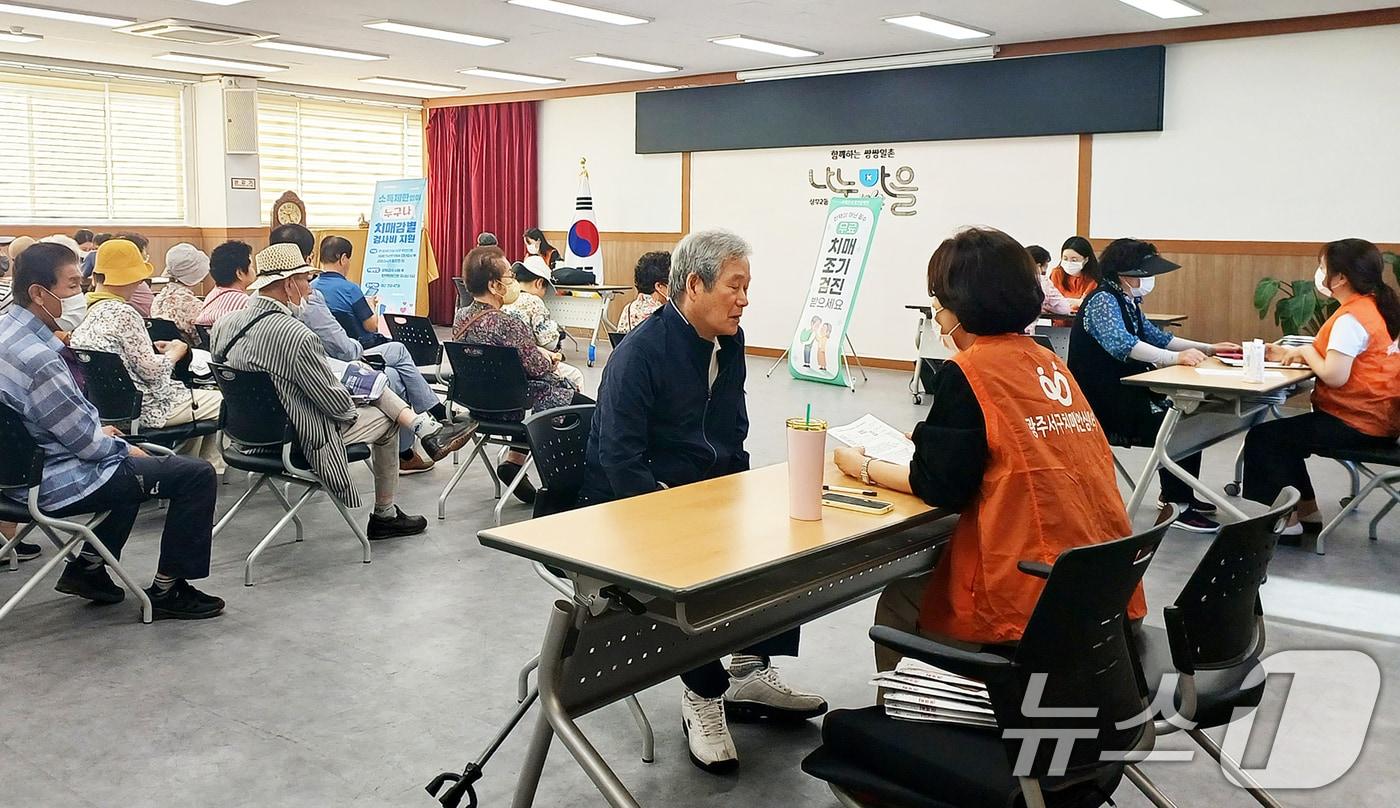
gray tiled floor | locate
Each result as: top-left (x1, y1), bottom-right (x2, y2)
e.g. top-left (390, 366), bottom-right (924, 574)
top-left (2, 347), bottom-right (1397, 807)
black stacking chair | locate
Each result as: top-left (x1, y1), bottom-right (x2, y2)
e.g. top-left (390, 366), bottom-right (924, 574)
top-left (803, 512), bottom-right (1179, 808)
top-left (437, 342), bottom-right (530, 523)
top-left (208, 362), bottom-right (372, 585)
top-left (384, 313), bottom-right (448, 385)
top-left (0, 403), bottom-right (153, 624)
top-left (194, 323), bottom-right (213, 351)
top-left (145, 317), bottom-right (182, 343)
top-left (1136, 489), bottom-right (1297, 808)
top-left (1314, 439), bottom-right (1400, 554)
top-left (70, 349), bottom-right (219, 450)
top-left (452, 276), bottom-right (470, 310)
top-left (607, 331), bottom-right (626, 349)
top-left (1031, 335), bottom-right (1055, 352)
top-left (525, 404), bottom-right (594, 519)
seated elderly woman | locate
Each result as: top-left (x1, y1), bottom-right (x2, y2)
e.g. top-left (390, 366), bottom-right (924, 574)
top-left (70, 239), bottom-right (225, 472)
top-left (833, 227), bottom-right (1144, 665)
top-left (453, 245), bottom-right (592, 503)
top-left (616, 250), bottom-right (671, 333)
top-left (151, 243), bottom-right (213, 344)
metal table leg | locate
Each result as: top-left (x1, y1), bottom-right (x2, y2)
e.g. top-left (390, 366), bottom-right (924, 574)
top-left (1125, 404), bottom-right (1249, 522)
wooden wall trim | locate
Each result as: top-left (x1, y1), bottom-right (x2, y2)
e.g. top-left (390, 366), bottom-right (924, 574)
top-left (423, 71), bottom-right (738, 109)
top-left (1088, 239), bottom-right (1400, 256)
top-left (745, 345), bottom-right (914, 372)
top-left (1076, 134), bottom-right (1093, 236)
top-left (997, 8), bottom-right (1400, 58)
top-left (680, 152), bottom-right (692, 235)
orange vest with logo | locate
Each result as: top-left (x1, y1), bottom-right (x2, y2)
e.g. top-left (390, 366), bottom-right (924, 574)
top-left (920, 335), bottom-right (1147, 645)
top-left (1312, 295), bottom-right (1400, 438)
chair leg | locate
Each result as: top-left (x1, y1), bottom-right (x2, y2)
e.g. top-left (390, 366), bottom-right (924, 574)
top-left (1370, 486), bottom-right (1399, 540)
top-left (212, 474), bottom-right (268, 538)
top-left (1018, 778), bottom-right (1050, 808)
top-left (1, 523), bottom-right (35, 571)
top-left (38, 523), bottom-right (153, 623)
top-left (328, 493), bottom-right (372, 564)
top-left (265, 478), bottom-right (306, 541)
top-left (244, 485), bottom-right (317, 586)
top-left (1124, 765), bottom-right (1180, 808)
top-left (1316, 471), bottom-right (1390, 555)
top-left (1113, 452), bottom-right (1136, 492)
top-left (1335, 459), bottom-right (1360, 504)
top-left (0, 534), bottom-right (85, 624)
top-left (494, 456), bottom-right (534, 527)
top-left (624, 695), bottom-right (655, 763)
top-left (1188, 727), bottom-right (1284, 808)
top-left (518, 654), bottom-right (540, 703)
top-left (437, 436), bottom-right (485, 520)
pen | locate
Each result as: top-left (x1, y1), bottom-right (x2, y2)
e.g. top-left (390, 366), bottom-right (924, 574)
top-left (824, 485), bottom-right (877, 496)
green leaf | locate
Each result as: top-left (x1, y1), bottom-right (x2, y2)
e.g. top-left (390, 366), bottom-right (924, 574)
top-left (1253, 277), bottom-right (1281, 318)
top-left (1385, 252), bottom-right (1400, 287)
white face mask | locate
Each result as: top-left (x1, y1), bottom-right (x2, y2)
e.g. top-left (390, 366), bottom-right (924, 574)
top-left (53, 290), bottom-right (88, 331)
top-left (499, 277), bottom-right (521, 306)
top-left (1314, 266), bottom-right (1333, 299)
top-left (525, 241), bottom-right (540, 255)
top-left (1132, 276), bottom-right (1156, 298)
top-left (1062, 260), bottom-right (1085, 277)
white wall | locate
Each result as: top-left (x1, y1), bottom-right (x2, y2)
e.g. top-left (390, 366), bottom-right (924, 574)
top-left (1092, 25), bottom-right (1400, 242)
top-left (690, 137), bottom-right (1080, 358)
top-left (537, 92), bottom-right (682, 233)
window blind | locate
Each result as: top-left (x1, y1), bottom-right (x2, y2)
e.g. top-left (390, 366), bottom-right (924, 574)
top-left (0, 74), bottom-right (187, 223)
top-left (258, 94), bottom-right (423, 227)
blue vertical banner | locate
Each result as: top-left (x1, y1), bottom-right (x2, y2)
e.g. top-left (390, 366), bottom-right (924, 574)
top-left (362, 177), bottom-right (428, 316)
top-left (789, 196), bottom-right (883, 387)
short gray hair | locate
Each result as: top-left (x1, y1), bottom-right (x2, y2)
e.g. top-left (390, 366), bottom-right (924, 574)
top-left (669, 228), bottom-right (752, 302)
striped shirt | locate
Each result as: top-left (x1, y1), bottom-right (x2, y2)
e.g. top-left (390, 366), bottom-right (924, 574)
top-left (0, 307), bottom-right (128, 510)
top-left (194, 286), bottom-right (250, 327)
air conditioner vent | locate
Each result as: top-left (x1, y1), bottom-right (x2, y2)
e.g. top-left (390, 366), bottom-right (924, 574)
top-left (117, 19), bottom-right (274, 46)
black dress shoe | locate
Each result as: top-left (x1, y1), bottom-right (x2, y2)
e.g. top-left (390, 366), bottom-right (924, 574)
top-left (145, 580), bottom-right (225, 620)
top-left (497, 462), bottom-right (537, 504)
top-left (421, 422), bottom-right (475, 462)
top-left (8, 540), bottom-right (42, 562)
top-left (367, 506), bottom-right (428, 540)
top-left (55, 562), bottom-right (126, 605)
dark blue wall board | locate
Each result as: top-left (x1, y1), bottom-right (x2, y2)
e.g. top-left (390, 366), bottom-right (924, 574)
top-left (635, 46), bottom-right (1165, 154)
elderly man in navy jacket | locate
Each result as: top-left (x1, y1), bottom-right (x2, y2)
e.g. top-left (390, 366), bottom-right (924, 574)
top-left (582, 228), bottom-right (826, 775)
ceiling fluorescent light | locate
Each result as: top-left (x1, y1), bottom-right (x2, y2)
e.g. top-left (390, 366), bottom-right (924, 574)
top-left (884, 14), bottom-right (991, 40)
top-left (0, 29), bottom-right (40, 43)
top-left (710, 35), bottom-right (819, 59)
top-left (1115, 0), bottom-right (1204, 19)
top-left (252, 41), bottom-right (387, 61)
top-left (360, 76), bottom-right (465, 94)
top-left (574, 54), bottom-right (678, 73)
top-left (154, 52), bottom-right (287, 72)
top-left (0, 2), bottom-right (131, 26)
top-left (506, 0), bottom-right (649, 26)
top-left (364, 20), bottom-right (505, 47)
top-left (737, 46), bottom-right (997, 82)
top-left (459, 66), bottom-right (563, 84)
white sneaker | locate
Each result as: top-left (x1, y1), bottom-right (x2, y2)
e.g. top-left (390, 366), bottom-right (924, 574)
top-left (724, 665), bottom-right (829, 723)
top-left (681, 689), bottom-right (738, 774)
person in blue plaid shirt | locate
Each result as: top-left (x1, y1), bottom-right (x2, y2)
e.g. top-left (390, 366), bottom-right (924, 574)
top-left (0, 243), bottom-right (224, 620)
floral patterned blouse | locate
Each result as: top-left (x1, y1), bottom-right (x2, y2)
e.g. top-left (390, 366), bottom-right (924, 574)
top-left (503, 290), bottom-right (561, 348)
top-left (617, 294), bottom-right (662, 333)
top-left (151, 282), bottom-right (203, 343)
top-left (70, 296), bottom-right (193, 429)
top-left (453, 300), bottom-right (577, 415)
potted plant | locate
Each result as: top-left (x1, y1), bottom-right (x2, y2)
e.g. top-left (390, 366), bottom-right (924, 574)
top-left (1255, 251), bottom-right (1400, 335)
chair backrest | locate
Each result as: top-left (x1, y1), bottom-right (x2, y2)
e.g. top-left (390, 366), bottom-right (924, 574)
top-left (1031, 334), bottom-right (1055, 351)
top-left (145, 317), bottom-right (182, 344)
top-left (193, 323), bottom-right (212, 351)
top-left (69, 349), bottom-right (141, 428)
top-left (0, 402), bottom-right (42, 491)
top-left (452, 277), bottom-right (470, 309)
top-left (443, 342), bottom-right (530, 419)
top-left (384, 314), bottom-right (442, 368)
top-left (1171, 487), bottom-right (1296, 670)
top-left (331, 308), bottom-right (362, 340)
top-left (525, 405), bottom-right (595, 516)
top-left (1000, 515), bottom-right (1173, 779)
top-left (607, 331), bottom-right (625, 349)
top-left (208, 361), bottom-right (291, 447)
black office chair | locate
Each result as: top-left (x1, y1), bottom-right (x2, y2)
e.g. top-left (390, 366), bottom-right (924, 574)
top-left (145, 317), bottom-right (183, 343)
top-left (452, 276), bottom-right (470, 310)
top-left (437, 342), bottom-right (531, 523)
top-left (194, 323), bottom-right (213, 351)
top-left (1313, 440), bottom-right (1400, 554)
top-left (384, 313), bottom-right (448, 385)
top-left (607, 331), bottom-right (626, 349)
top-left (0, 403), bottom-right (153, 624)
top-left (1136, 489), bottom-right (1297, 808)
top-left (70, 349), bottom-right (220, 449)
top-left (803, 512), bottom-right (1179, 808)
top-left (208, 362), bottom-right (373, 585)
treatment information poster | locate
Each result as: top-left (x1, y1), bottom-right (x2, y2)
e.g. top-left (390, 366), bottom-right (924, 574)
top-left (788, 196), bottom-right (883, 386)
top-left (361, 177), bottom-right (427, 316)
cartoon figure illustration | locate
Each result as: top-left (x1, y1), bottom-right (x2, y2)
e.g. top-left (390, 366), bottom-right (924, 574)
top-left (800, 316), bottom-right (821, 368)
top-left (816, 322), bottom-right (833, 371)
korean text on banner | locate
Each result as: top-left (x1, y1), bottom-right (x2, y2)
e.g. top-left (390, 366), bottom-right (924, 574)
top-left (362, 177), bottom-right (428, 317)
top-left (789, 196), bottom-right (883, 386)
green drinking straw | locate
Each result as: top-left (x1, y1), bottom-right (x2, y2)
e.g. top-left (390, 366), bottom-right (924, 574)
top-left (805, 404), bottom-right (811, 427)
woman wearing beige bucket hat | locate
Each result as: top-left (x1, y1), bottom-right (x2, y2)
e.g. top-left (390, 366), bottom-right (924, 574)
top-left (152, 242), bottom-right (213, 343)
top-left (70, 240), bottom-right (226, 472)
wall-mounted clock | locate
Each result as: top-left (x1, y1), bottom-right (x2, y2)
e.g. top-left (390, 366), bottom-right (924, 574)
top-left (271, 191), bottom-right (306, 227)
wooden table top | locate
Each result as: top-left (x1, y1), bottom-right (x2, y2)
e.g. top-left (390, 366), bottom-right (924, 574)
top-left (1122, 358), bottom-right (1314, 396)
top-left (551, 285), bottom-right (633, 293)
top-left (478, 459), bottom-right (943, 597)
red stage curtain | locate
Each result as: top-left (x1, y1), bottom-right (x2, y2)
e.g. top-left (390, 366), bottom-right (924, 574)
top-left (426, 101), bottom-right (538, 325)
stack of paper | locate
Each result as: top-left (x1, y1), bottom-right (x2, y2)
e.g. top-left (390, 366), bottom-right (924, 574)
top-left (829, 414), bottom-right (915, 466)
top-left (871, 657), bottom-right (997, 728)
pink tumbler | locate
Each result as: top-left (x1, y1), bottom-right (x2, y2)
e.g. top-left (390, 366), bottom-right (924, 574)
top-left (787, 418), bottom-right (828, 521)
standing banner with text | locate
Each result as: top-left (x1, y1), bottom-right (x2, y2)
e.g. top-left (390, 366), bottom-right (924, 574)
top-left (361, 177), bottom-right (428, 316)
top-left (789, 196), bottom-right (883, 387)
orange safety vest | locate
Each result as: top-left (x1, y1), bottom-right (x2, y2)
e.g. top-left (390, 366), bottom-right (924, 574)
top-left (920, 335), bottom-right (1147, 646)
top-left (1312, 295), bottom-right (1400, 438)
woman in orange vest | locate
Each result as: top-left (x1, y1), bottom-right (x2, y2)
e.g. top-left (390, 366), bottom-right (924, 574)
top-left (1242, 238), bottom-right (1400, 542)
top-left (1049, 236), bottom-right (1099, 307)
top-left (834, 227), bottom-right (1145, 665)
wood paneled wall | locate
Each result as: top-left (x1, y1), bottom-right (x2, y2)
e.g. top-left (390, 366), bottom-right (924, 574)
top-left (1146, 251), bottom-right (1320, 344)
top-left (4, 226), bottom-right (269, 274)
